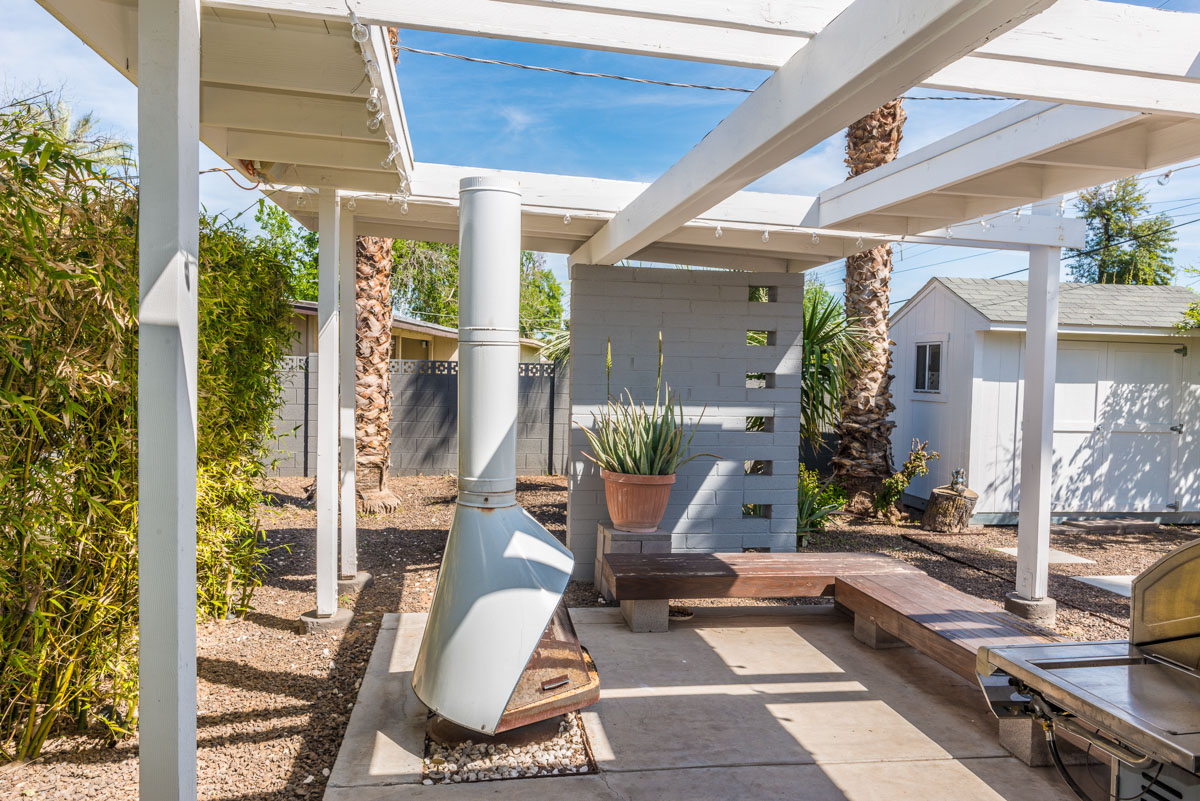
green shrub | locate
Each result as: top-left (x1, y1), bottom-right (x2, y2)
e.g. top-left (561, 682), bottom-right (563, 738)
top-left (0, 99), bottom-right (295, 758)
top-left (195, 215), bottom-right (295, 619)
top-left (874, 439), bottom-right (940, 516)
top-left (797, 466), bottom-right (845, 541)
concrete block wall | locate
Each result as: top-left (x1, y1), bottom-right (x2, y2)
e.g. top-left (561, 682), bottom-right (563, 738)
top-left (267, 357), bottom-right (569, 477)
top-left (567, 264), bottom-right (803, 582)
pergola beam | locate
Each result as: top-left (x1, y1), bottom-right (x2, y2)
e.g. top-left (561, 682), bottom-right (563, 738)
top-left (569, 0), bottom-right (1055, 267)
top-left (817, 103), bottom-right (1164, 234)
top-left (202, 0), bottom-right (1200, 116)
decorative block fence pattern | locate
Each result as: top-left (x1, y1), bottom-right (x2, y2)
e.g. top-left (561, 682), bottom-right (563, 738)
top-left (567, 264), bottom-right (804, 582)
top-left (268, 358), bottom-right (568, 477)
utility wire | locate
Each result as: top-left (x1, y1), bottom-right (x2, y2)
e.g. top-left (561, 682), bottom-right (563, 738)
top-left (395, 43), bottom-right (1013, 100)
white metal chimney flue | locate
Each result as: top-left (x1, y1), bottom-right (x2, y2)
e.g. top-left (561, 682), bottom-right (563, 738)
top-left (411, 176), bottom-right (574, 735)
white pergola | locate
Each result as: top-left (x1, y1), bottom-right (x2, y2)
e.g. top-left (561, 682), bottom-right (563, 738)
top-left (33, 0), bottom-right (1200, 797)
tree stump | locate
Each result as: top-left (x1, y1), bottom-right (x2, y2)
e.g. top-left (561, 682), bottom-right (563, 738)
top-left (921, 486), bottom-right (978, 533)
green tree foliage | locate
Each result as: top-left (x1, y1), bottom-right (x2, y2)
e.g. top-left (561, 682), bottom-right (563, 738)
top-left (392, 241), bottom-right (564, 337)
top-left (1179, 298), bottom-right (1200, 331)
top-left (0, 99), bottom-right (295, 758)
top-left (255, 199), bottom-right (318, 301)
top-left (1068, 178), bottom-right (1177, 285)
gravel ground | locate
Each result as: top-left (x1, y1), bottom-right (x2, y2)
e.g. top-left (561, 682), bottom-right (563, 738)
top-left (6, 476), bottom-right (1194, 799)
top-left (422, 713), bottom-right (593, 784)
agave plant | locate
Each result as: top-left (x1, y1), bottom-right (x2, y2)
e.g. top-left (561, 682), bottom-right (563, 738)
top-left (579, 334), bottom-right (716, 475)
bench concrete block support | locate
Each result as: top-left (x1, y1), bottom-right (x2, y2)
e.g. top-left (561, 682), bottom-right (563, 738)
top-left (621, 599), bottom-right (669, 633)
top-left (997, 717), bottom-right (1053, 768)
top-left (853, 613), bottom-right (907, 650)
top-left (596, 524), bottom-right (672, 599)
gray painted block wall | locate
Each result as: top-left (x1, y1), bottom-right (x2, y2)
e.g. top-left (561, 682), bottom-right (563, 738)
top-left (567, 264), bottom-right (804, 582)
top-left (268, 358), bottom-right (569, 477)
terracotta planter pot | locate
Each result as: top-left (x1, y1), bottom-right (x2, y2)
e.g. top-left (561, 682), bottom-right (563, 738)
top-left (600, 470), bottom-right (676, 533)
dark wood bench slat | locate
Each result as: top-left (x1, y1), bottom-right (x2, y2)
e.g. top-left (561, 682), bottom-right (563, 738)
top-left (603, 552), bottom-right (922, 601)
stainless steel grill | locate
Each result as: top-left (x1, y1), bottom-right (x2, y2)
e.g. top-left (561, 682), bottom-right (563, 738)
top-left (978, 538), bottom-right (1200, 800)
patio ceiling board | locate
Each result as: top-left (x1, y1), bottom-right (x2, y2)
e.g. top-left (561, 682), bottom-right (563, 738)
top-left (568, 0), bottom-right (1057, 267)
top-left (203, 0), bottom-right (1200, 116)
top-left (817, 103), bottom-right (1200, 236)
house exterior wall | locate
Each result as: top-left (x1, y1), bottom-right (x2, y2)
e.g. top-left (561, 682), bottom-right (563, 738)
top-left (889, 283), bottom-right (986, 502)
top-left (968, 332), bottom-right (1024, 513)
top-left (567, 264), bottom-right (804, 582)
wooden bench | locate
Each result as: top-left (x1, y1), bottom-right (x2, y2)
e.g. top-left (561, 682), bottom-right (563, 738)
top-left (602, 552), bottom-right (923, 633)
top-left (833, 571), bottom-right (1067, 766)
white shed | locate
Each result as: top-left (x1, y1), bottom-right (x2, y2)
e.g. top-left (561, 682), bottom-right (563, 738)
top-left (890, 277), bottom-right (1200, 524)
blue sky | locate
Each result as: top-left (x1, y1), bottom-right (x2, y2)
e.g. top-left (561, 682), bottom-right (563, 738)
top-left (4, 0), bottom-right (1199, 311)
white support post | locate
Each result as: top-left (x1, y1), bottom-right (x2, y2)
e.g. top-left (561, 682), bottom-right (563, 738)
top-left (315, 188), bottom-right (340, 617)
top-left (1009, 199), bottom-right (1062, 625)
top-left (136, 0), bottom-right (199, 798)
top-left (338, 207), bottom-right (358, 579)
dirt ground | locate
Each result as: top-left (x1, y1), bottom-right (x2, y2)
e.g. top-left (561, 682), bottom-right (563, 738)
top-left (3, 475), bottom-right (1194, 799)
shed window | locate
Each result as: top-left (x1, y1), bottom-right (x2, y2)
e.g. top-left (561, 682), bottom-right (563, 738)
top-left (915, 342), bottom-right (942, 393)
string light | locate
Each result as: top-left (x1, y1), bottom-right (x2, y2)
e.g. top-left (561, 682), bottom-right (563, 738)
top-left (855, 236), bottom-right (864, 249)
top-left (386, 195), bottom-right (396, 207)
top-left (346, 197), bottom-right (357, 212)
top-left (347, 5), bottom-right (370, 43)
top-left (563, 214), bottom-right (572, 225)
top-left (366, 89), bottom-right (381, 114)
top-left (1159, 170), bottom-right (1173, 187)
top-left (367, 111), bottom-right (384, 132)
top-left (402, 200), bottom-right (409, 214)
top-left (714, 226), bottom-right (723, 238)
top-left (810, 232), bottom-right (820, 245)
top-left (761, 230), bottom-right (769, 243)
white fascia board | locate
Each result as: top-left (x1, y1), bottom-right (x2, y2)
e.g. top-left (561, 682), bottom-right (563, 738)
top-left (817, 104), bottom-right (1140, 229)
top-left (366, 25), bottom-right (415, 178)
top-left (921, 214), bottom-right (1086, 250)
top-left (569, 0), bottom-right (1056, 267)
top-left (987, 322), bottom-right (1191, 338)
top-left (201, 0), bottom-right (1200, 115)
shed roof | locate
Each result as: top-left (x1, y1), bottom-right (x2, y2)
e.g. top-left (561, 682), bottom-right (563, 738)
top-left (934, 277), bottom-right (1197, 329)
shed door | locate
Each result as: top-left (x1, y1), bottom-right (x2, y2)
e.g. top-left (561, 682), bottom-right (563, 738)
top-left (1052, 343), bottom-right (1106, 512)
top-left (1100, 344), bottom-right (1179, 512)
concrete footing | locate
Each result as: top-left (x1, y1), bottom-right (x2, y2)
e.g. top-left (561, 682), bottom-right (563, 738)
top-left (297, 606), bottom-right (353, 634)
top-left (620, 599), bottom-right (668, 633)
top-left (1004, 592), bottom-right (1056, 627)
top-left (853, 615), bottom-right (907, 650)
top-left (338, 571), bottom-right (374, 594)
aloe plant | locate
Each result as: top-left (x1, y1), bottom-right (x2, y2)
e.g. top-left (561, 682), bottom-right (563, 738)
top-left (580, 334), bottom-right (716, 475)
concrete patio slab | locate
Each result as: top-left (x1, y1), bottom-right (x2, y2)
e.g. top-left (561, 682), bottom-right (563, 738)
top-left (1070, 575), bottom-right (1135, 597)
top-left (325, 605), bottom-right (1076, 801)
top-left (992, 546), bottom-right (1094, 565)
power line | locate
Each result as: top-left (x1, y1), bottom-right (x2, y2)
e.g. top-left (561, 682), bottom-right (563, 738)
top-left (395, 44), bottom-right (1013, 100)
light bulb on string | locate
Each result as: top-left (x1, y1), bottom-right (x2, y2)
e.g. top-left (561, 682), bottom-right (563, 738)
top-left (346, 197), bottom-right (357, 212)
top-left (401, 200), bottom-right (409, 214)
top-left (386, 195), bottom-right (396, 207)
top-left (1058, 198), bottom-right (1066, 216)
top-left (366, 90), bottom-right (381, 114)
top-left (1158, 170), bottom-right (1173, 187)
top-left (811, 232), bottom-right (820, 245)
top-left (980, 218), bottom-right (990, 231)
top-left (367, 111), bottom-right (384, 132)
top-left (563, 214), bottom-right (571, 225)
top-left (295, 194), bottom-right (306, 208)
top-left (855, 236), bottom-right (864, 250)
top-left (351, 22), bottom-right (369, 43)
top-left (714, 226), bottom-right (723, 239)
top-left (761, 230), bottom-right (769, 243)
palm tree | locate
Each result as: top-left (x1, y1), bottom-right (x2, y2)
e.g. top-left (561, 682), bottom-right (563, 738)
top-left (354, 235), bottom-right (402, 513)
top-left (38, 100), bottom-right (133, 171)
top-left (831, 99), bottom-right (906, 515)
top-left (352, 30), bottom-right (404, 514)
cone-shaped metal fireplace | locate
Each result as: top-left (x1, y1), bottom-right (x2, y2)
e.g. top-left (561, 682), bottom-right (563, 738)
top-left (411, 176), bottom-right (596, 735)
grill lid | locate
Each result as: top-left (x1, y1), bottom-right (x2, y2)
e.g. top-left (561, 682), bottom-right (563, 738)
top-left (1132, 538), bottom-right (1200, 671)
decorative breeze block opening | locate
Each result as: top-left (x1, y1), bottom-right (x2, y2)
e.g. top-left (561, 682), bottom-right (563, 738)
top-left (745, 416), bottom-right (774, 433)
top-left (748, 286), bottom-right (778, 302)
top-left (746, 371), bottom-right (776, 388)
top-left (746, 330), bottom-right (776, 346)
top-left (744, 460), bottom-right (773, 475)
top-left (742, 504), bottom-right (772, 519)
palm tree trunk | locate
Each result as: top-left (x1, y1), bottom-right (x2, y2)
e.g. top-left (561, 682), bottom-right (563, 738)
top-left (354, 236), bottom-right (402, 513)
top-left (832, 99), bottom-right (906, 515)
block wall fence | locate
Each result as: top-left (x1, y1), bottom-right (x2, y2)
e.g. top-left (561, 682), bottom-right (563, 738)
top-left (567, 264), bottom-right (804, 582)
top-left (269, 358), bottom-right (569, 477)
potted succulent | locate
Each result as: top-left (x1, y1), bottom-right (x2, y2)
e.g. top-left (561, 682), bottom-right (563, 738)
top-left (580, 335), bottom-right (715, 533)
